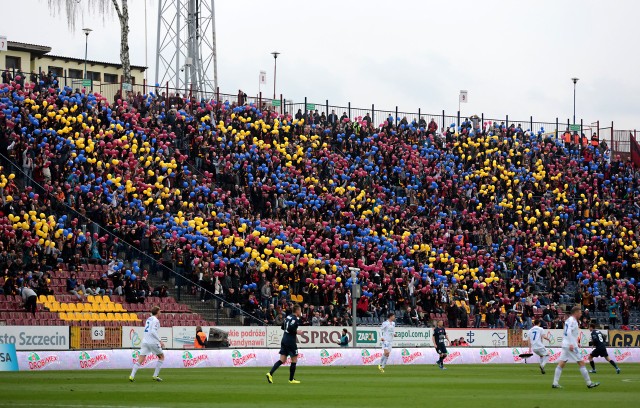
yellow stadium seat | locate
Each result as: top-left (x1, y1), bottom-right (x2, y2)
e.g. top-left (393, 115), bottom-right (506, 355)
top-left (98, 313), bottom-right (108, 321)
top-left (114, 303), bottom-right (125, 312)
top-left (101, 295), bottom-right (111, 303)
top-left (87, 295), bottom-right (95, 303)
top-left (67, 303), bottom-right (78, 312)
top-left (46, 295), bottom-right (55, 303)
top-left (50, 303), bottom-right (61, 312)
top-left (114, 313), bottom-right (125, 321)
top-left (59, 312), bottom-right (68, 321)
top-left (38, 295), bottom-right (47, 303)
top-left (76, 303), bottom-right (87, 312)
top-left (105, 313), bottom-right (115, 321)
top-left (60, 303), bottom-right (69, 312)
top-left (90, 313), bottom-right (100, 321)
top-left (82, 312), bottom-right (92, 321)
top-left (129, 313), bottom-right (139, 321)
top-left (105, 303), bottom-right (116, 312)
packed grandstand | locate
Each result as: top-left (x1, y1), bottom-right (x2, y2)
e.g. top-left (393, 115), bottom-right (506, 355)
top-left (0, 73), bottom-right (639, 332)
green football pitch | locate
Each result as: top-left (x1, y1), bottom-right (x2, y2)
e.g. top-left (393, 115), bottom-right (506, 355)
top-left (0, 364), bottom-right (637, 408)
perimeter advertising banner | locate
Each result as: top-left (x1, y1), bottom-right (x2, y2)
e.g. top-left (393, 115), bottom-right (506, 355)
top-left (266, 326), bottom-right (351, 348)
top-left (15, 347), bottom-right (640, 371)
top-left (0, 344), bottom-right (18, 371)
top-left (0, 326), bottom-right (70, 350)
top-left (172, 326), bottom-right (268, 348)
top-left (121, 326), bottom-right (174, 349)
top-left (608, 331), bottom-right (640, 347)
top-left (354, 328), bottom-right (508, 347)
top-left (521, 329), bottom-right (603, 348)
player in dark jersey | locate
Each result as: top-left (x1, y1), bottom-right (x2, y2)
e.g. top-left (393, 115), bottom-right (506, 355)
top-left (266, 304), bottom-right (303, 384)
top-left (433, 320), bottom-right (449, 370)
top-left (588, 323), bottom-right (620, 374)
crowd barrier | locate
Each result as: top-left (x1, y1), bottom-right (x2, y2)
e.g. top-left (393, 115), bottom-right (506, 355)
top-left (5, 325), bottom-right (640, 351)
top-left (8, 346), bottom-right (640, 372)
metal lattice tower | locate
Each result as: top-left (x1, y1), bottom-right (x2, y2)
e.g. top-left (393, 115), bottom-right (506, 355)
top-left (155, 0), bottom-right (218, 96)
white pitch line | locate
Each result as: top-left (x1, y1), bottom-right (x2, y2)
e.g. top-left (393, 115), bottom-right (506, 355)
top-left (7, 404), bottom-right (155, 408)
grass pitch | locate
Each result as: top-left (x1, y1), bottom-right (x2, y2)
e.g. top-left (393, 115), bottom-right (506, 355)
top-left (0, 364), bottom-right (637, 408)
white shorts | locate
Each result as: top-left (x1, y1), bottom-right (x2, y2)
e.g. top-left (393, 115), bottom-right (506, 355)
top-left (559, 347), bottom-right (580, 363)
top-left (140, 342), bottom-right (163, 356)
top-left (381, 341), bottom-right (393, 352)
top-left (533, 348), bottom-right (548, 357)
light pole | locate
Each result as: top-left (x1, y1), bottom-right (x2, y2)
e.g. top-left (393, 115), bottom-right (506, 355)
top-left (82, 28), bottom-right (93, 80)
top-left (571, 77), bottom-right (579, 124)
top-left (271, 51), bottom-right (280, 99)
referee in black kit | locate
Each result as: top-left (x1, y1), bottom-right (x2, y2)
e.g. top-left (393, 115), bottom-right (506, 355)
top-left (266, 304), bottom-right (303, 384)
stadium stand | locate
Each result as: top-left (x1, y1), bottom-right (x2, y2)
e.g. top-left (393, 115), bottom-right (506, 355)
top-left (0, 72), bottom-right (639, 331)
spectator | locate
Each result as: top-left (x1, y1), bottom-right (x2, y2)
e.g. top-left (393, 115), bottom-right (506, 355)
top-left (66, 273), bottom-right (86, 301)
top-left (446, 302), bottom-right (458, 328)
top-left (261, 281), bottom-right (272, 309)
top-left (21, 286), bottom-right (38, 316)
top-left (406, 306), bottom-right (420, 327)
top-left (97, 274), bottom-right (112, 296)
top-left (609, 300), bottom-right (619, 328)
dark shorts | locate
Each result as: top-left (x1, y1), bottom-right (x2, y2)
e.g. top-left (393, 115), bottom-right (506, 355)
top-left (279, 342), bottom-right (298, 357)
top-left (591, 348), bottom-right (608, 358)
top-left (436, 344), bottom-right (448, 355)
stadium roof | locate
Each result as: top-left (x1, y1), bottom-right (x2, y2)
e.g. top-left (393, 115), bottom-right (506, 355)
top-left (7, 40), bottom-right (147, 70)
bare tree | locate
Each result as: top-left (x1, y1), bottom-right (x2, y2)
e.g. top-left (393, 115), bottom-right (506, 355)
top-left (46, 0), bottom-right (132, 84)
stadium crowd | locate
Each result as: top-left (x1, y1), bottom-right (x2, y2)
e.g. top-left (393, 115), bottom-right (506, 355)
top-left (0, 71), bottom-right (639, 330)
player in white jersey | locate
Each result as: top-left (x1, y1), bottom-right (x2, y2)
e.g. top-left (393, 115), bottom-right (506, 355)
top-left (528, 319), bottom-right (551, 374)
top-left (552, 306), bottom-right (599, 389)
top-left (378, 312), bottom-right (396, 373)
top-left (129, 306), bottom-right (165, 382)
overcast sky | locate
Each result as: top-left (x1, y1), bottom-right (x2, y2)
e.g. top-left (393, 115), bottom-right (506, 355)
top-left (3, 0), bottom-right (639, 128)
